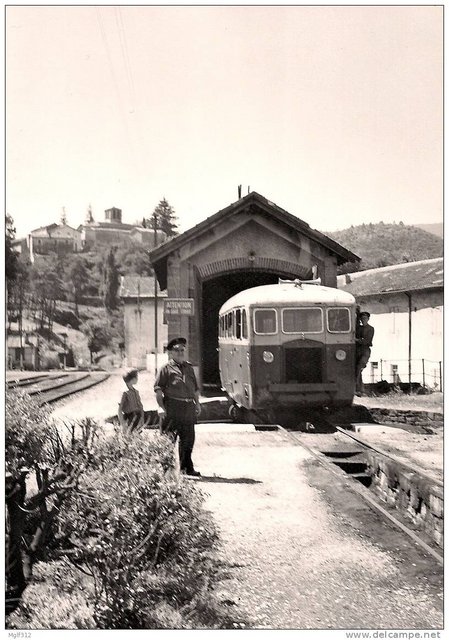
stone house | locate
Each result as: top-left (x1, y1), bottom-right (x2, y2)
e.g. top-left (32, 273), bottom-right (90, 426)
top-left (29, 223), bottom-right (83, 260)
top-left (338, 258), bottom-right (443, 389)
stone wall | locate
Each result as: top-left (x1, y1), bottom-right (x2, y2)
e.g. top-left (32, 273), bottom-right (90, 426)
top-left (368, 408), bottom-right (443, 430)
top-left (366, 451), bottom-right (443, 547)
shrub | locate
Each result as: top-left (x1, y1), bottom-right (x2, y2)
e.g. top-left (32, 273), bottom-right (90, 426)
top-left (6, 389), bottom-right (54, 474)
top-left (6, 561), bottom-right (94, 629)
top-left (52, 431), bottom-right (228, 629)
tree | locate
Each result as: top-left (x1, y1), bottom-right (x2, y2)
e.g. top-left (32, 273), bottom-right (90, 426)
top-left (150, 198), bottom-right (178, 238)
top-left (6, 215), bottom-right (19, 285)
top-left (30, 258), bottom-right (64, 333)
top-left (82, 320), bottom-right (112, 363)
top-left (68, 257), bottom-right (89, 316)
top-left (103, 248), bottom-right (120, 310)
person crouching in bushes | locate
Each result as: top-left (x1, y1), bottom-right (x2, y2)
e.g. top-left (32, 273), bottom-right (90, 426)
top-left (118, 369), bottom-right (145, 434)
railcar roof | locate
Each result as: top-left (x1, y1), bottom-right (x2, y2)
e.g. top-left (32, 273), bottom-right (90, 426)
top-left (219, 283), bottom-right (355, 314)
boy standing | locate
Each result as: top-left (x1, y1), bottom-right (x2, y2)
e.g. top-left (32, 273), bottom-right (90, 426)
top-left (118, 369), bottom-right (145, 433)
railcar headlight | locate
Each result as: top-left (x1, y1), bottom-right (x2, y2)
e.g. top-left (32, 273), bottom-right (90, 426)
top-left (263, 351), bottom-right (274, 363)
top-left (335, 349), bottom-right (347, 361)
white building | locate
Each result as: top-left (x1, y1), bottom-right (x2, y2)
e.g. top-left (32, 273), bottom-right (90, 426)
top-left (119, 276), bottom-right (168, 370)
top-left (338, 258), bottom-right (443, 389)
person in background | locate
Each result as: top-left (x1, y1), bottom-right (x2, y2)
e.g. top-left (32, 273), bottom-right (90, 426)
top-left (154, 337), bottom-right (202, 477)
top-left (118, 369), bottom-right (145, 433)
top-left (355, 311), bottom-right (375, 396)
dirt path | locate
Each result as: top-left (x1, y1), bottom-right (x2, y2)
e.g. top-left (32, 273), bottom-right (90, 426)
top-left (193, 426), bottom-right (443, 630)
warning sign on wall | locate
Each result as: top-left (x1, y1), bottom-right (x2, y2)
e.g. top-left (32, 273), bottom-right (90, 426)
top-left (163, 298), bottom-right (195, 316)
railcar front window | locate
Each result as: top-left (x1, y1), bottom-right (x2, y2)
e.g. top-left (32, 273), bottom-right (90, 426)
top-left (327, 307), bottom-right (351, 333)
top-left (282, 308), bottom-right (323, 333)
top-left (254, 309), bottom-right (277, 335)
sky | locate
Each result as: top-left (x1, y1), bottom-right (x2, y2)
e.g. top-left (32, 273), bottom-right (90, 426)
top-left (6, 5), bottom-right (443, 239)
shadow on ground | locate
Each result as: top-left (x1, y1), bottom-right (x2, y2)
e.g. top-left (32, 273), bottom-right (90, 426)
top-left (191, 475), bottom-right (262, 485)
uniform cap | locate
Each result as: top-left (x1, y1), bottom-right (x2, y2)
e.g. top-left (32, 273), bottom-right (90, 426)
top-left (359, 311), bottom-right (370, 319)
top-left (167, 337), bottom-right (187, 351)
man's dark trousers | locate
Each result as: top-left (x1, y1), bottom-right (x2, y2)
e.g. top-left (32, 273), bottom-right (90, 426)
top-left (160, 397), bottom-right (196, 473)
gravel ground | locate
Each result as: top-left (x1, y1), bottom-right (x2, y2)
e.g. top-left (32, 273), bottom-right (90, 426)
top-left (50, 370), bottom-right (158, 422)
top-left (193, 426), bottom-right (443, 630)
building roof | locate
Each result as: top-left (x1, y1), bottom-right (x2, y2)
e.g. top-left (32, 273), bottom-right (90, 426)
top-left (130, 227), bottom-right (161, 235)
top-left (149, 192), bottom-right (360, 289)
top-left (7, 334), bottom-right (39, 348)
top-left (337, 258), bottom-right (443, 297)
top-left (119, 275), bottom-right (167, 298)
top-left (83, 222), bottom-right (135, 231)
top-left (30, 223), bottom-right (80, 238)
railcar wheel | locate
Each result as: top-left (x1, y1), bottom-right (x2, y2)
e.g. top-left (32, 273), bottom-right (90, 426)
top-left (228, 404), bottom-right (241, 422)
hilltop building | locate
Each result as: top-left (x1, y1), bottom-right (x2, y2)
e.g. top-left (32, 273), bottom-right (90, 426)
top-left (28, 223), bottom-right (83, 261)
top-left (17, 207), bottom-right (167, 260)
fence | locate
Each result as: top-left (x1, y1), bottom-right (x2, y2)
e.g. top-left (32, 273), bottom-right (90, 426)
top-left (367, 358), bottom-right (443, 391)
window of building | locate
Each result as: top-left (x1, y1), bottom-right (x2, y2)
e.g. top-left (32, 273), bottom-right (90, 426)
top-left (282, 307), bottom-right (323, 333)
top-left (391, 364), bottom-right (399, 384)
top-left (254, 309), bottom-right (277, 335)
top-left (327, 307), bottom-right (351, 332)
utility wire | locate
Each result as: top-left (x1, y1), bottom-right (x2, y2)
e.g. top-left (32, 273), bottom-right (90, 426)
top-left (115, 7), bottom-right (136, 108)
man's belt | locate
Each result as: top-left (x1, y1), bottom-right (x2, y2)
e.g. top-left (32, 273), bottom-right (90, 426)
top-left (167, 397), bottom-right (196, 403)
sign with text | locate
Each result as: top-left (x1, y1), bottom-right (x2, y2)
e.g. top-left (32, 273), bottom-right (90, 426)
top-left (163, 298), bottom-right (195, 316)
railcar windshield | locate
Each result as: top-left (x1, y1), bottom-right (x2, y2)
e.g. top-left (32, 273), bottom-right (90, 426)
top-left (254, 308), bottom-right (277, 335)
top-left (327, 307), bottom-right (351, 333)
top-left (282, 307), bottom-right (323, 333)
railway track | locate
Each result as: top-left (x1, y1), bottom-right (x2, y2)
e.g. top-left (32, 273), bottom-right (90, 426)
top-left (7, 371), bottom-right (110, 406)
top-left (279, 424), bottom-right (443, 565)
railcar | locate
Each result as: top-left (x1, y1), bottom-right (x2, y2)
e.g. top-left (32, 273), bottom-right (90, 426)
top-left (218, 280), bottom-right (357, 423)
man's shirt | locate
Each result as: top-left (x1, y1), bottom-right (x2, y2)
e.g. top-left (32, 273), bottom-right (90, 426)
top-left (357, 323), bottom-right (374, 348)
top-left (154, 359), bottom-right (198, 400)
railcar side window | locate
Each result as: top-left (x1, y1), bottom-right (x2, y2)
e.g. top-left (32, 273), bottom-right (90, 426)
top-left (242, 309), bottom-right (248, 339)
top-left (282, 308), bottom-right (323, 333)
top-left (327, 308), bottom-right (351, 333)
top-left (254, 309), bottom-right (277, 335)
top-left (236, 309), bottom-right (242, 339)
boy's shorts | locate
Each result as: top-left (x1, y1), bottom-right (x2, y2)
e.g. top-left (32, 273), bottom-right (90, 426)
top-left (123, 411), bottom-right (141, 431)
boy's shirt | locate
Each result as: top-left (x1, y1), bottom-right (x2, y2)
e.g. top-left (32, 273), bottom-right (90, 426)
top-left (120, 387), bottom-right (144, 414)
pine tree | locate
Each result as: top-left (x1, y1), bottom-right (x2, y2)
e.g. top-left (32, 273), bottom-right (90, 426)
top-left (104, 248), bottom-right (120, 311)
top-left (151, 198), bottom-right (179, 237)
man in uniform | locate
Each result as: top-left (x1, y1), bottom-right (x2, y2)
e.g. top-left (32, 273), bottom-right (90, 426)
top-left (154, 337), bottom-right (202, 476)
top-left (355, 311), bottom-right (375, 396)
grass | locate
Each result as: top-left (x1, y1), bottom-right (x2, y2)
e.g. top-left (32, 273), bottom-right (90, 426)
top-left (355, 391), bottom-right (443, 413)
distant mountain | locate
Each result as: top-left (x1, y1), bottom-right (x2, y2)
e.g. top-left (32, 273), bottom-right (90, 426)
top-left (324, 222), bottom-right (443, 274)
top-left (412, 223), bottom-right (443, 239)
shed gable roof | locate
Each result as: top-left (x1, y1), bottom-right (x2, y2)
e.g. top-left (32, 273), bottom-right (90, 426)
top-left (337, 258), bottom-right (443, 297)
top-left (149, 192), bottom-right (360, 288)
